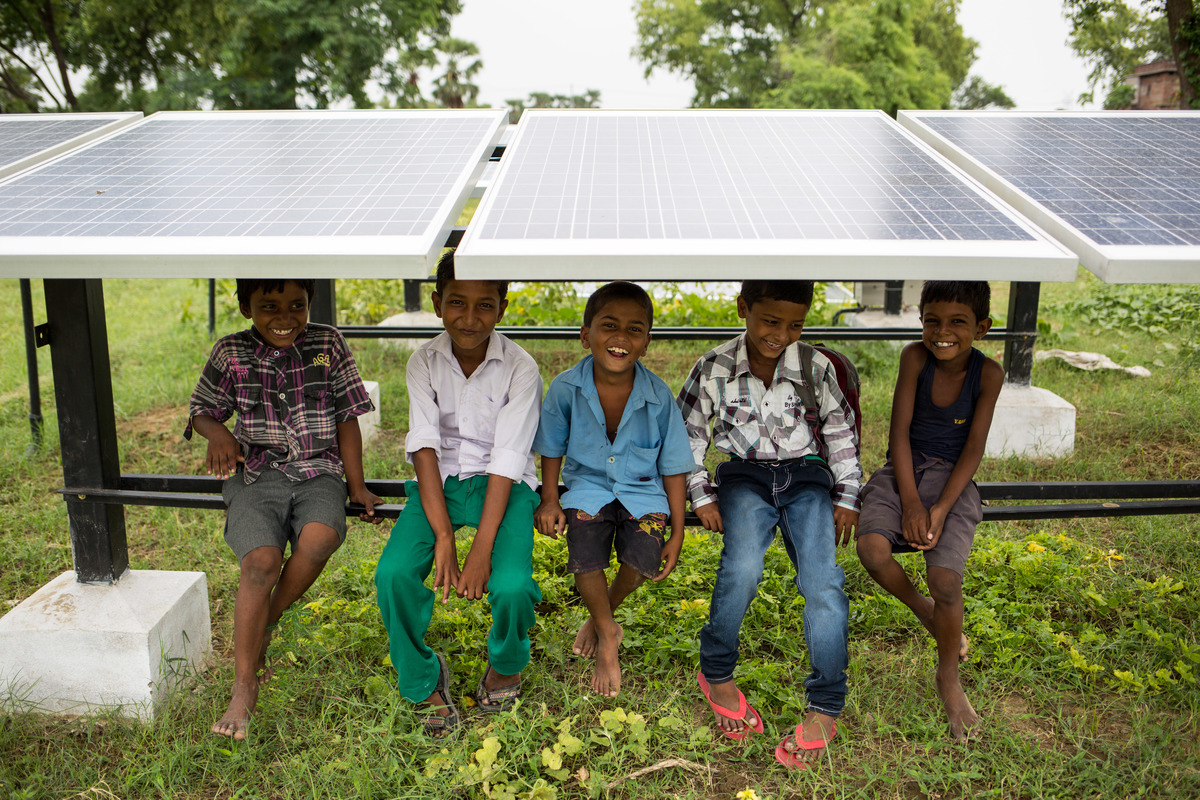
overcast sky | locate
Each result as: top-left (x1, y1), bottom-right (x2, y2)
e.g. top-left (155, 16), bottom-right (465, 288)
top-left (449, 0), bottom-right (1095, 111)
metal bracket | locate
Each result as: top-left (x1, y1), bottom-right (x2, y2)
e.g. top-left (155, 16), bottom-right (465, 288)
top-left (34, 323), bottom-right (51, 347)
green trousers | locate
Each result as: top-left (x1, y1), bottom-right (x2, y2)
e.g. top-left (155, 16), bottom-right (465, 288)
top-left (374, 474), bottom-right (540, 702)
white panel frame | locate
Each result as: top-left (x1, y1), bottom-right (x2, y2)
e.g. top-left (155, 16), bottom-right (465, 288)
top-left (899, 110), bottom-right (1200, 284)
top-left (456, 108), bottom-right (1078, 281)
top-left (0, 109), bottom-right (507, 279)
top-left (0, 112), bottom-right (142, 181)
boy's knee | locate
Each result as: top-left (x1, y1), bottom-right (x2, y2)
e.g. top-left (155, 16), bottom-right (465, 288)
top-left (240, 546), bottom-right (283, 586)
top-left (486, 571), bottom-right (537, 606)
top-left (927, 567), bottom-right (963, 606)
top-left (295, 523), bottom-right (341, 564)
top-left (855, 532), bottom-right (892, 570)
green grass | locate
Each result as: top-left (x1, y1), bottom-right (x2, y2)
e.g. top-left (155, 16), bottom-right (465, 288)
top-left (2, 274), bottom-right (1199, 799)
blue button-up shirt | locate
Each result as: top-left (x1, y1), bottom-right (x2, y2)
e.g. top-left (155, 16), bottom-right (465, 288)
top-left (534, 356), bottom-right (696, 518)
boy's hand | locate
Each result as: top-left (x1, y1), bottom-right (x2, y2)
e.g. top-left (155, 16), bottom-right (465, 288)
top-left (901, 503), bottom-right (932, 549)
top-left (205, 428), bottom-right (243, 479)
top-left (349, 484), bottom-right (385, 524)
top-left (920, 503), bottom-right (951, 551)
top-left (694, 503), bottom-right (723, 533)
top-left (534, 499), bottom-right (567, 539)
top-left (653, 532), bottom-right (684, 582)
top-left (433, 535), bottom-right (461, 604)
top-left (456, 553), bottom-right (491, 600)
top-left (833, 507), bottom-right (858, 547)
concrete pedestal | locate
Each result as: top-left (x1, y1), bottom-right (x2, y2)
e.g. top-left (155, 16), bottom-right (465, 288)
top-left (844, 308), bottom-right (921, 329)
top-left (0, 570), bottom-right (210, 720)
top-left (358, 380), bottom-right (381, 444)
top-left (985, 384), bottom-right (1076, 459)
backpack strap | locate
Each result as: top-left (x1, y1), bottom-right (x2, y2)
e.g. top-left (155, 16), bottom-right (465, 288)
top-left (794, 342), bottom-right (826, 461)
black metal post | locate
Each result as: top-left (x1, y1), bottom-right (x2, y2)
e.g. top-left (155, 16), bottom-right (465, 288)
top-left (20, 278), bottom-right (43, 449)
top-left (208, 279), bottom-right (216, 340)
top-left (884, 280), bottom-right (904, 315)
top-left (310, 279), bottom-right (337, 326)
top-left (44, 279), bottom-right (128, 584)
top-left (404, 279), bottom-right (423, 312)
top-left (1003, 281), bottom-right (1040, 386)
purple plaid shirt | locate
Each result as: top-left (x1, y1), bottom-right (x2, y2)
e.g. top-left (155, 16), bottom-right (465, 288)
top-left (185, 323), bottom-right (374, 484)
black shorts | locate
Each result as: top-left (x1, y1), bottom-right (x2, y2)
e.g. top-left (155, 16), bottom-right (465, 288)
top-left (565, 500), bottom-right (667, 578)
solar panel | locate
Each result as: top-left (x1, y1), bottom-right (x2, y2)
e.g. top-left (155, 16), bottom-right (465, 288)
top-left (0, 109), bottom-right (506, 279)
top-left (899, 111), bottom-right (1200, 284)
top-left (455, 109), bottom-right (1076, 281)
top-left (0, 113), bottom-right (141, 181)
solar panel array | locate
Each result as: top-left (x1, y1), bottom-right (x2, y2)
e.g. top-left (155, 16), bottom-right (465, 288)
top-left (900, 111), bottom-right (1200, 283)
top-left (0, 113), bottom-right (140, 180)
top-left (0, 110), bottom-right (506, 278)
top-left (455, 110), bottom-right (1076, 280)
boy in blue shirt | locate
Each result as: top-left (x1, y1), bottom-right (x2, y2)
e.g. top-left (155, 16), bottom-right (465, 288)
top-left (856, 280), bottom-right (1003, 741)
top-left (374, 251), bottom-right (543, 736)
top-left (534, 282), bottom-right (694, 697)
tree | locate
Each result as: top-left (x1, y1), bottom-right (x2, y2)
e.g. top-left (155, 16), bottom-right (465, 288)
top-left (953, 75), bottom-right (1015, 109)
top-left (633, 0), bottom-right (985, 113)
top-left (1064, 0), bottom-right (1198, 109)
top-left (505, 89), bottom-right (601, 123)
top-left (431, 37), bottom-right (482, 108)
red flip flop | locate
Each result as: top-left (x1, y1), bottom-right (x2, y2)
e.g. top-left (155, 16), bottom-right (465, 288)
top-left (696, 671), bottom-right (764, 741)
top-left (774, 719), bottom-right (837, 770)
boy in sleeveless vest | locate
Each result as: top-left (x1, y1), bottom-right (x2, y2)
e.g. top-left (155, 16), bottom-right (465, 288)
top-left (856, 280), bottom-right (1003, 740)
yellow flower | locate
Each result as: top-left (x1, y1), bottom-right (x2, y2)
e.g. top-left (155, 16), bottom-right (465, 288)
top-left (736, 790), bottom-right (761, 800)
top-left (1026, 541), bottom-right (1046, 553)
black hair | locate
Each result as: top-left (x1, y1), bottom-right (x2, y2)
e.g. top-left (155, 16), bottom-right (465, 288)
top-left (583, 281), bottom-right (655, 328)
top-left (236, 278), bottom-right (316, 307)
top-left (739, 280), bottom-right (814, 309)
top-left (434, 249), bottom-right (508, 299)
top-left (919, 280), bottom-right (991, 322)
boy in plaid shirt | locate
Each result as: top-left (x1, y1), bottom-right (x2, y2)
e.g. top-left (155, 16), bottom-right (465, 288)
top-left (187, 278), bottom-right (380, 740)
top-left (677, 280), bottom-right (860, 769)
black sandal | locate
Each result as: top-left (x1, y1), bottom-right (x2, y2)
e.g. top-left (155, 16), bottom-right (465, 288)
top-left (474, 660), bottom-right (522, 713)
top-left (421, 653), bottom-right (461, 736)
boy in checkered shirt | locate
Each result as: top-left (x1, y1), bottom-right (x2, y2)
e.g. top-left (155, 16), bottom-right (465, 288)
top-left (676, 279), bottom-right (860, 770)
top-left (187, 278), bottom-right (380, 741)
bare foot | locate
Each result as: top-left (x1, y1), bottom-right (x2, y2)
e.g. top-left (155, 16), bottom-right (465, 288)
top-left (707, 680), bottom-right (759, 736)
top-left (782, 711), bottom-right (837, 765)
top-left (591, 623), bottom-right (624, 697)
top-left (572, 618), bottom-right (598, 658)
top-left (936, 670), bottom-right (980, 740)
top-left (913, 596), bottom-right (969, 662)
top-left (212, 680), bottom-right (258, 740)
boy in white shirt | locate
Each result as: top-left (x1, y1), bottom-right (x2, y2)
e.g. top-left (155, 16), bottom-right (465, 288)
top-left (374, 250), bottom-right (543, 736)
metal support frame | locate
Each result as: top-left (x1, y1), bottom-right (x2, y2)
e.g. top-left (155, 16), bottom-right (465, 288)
top-left (44, 279), bottom-right (127, 584)
top-left (20, 278), bottom-right (43, 449)
top-left (310, 279), bottom-right (337, 326)
top-left (884, 280), bottom-right (904, 315)
top-left (1003, 281), bottom-right (1040, 386)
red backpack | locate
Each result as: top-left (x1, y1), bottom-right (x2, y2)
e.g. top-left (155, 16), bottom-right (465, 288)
top-left (794, 342), bottom-right (862, 463)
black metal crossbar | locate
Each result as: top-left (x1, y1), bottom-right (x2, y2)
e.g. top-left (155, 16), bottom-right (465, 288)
top-left (57, 475), bottom-right (1200, 524)
top-left (337, 325), bottom-right (1032, 343)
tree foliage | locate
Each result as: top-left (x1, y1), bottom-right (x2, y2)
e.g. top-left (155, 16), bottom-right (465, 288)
top-left (953, 75), bottom-right (1015, 109)
top-left (506, 89), bottom-right (601, 123)
top-left (1065, 0), bottom-right (1199, 109)
top-left (633, 0), bottom-right (984, 114)
top-left (0, 0), bottom-right (468, 112)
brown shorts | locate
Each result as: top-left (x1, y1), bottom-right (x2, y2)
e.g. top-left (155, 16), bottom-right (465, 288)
top-left (857, 455), bottom-right (982, 576)
top-left (565, 500), bottom-right (668, 578)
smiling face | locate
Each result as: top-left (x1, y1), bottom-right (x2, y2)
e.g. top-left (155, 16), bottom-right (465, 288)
top-left (240, 280), bottom-right (310, 349)
top-left (581, 297), bottom-right (651, 380)
top-left (432, 279), bottom-right (508, 364)
top-left (738, 294), bottom-right (808, 373)
top-left (920, 299), bottom-right (992, 365)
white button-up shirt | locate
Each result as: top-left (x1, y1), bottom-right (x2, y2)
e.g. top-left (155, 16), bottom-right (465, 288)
top-left (405, 331), bottom-right (541, 490)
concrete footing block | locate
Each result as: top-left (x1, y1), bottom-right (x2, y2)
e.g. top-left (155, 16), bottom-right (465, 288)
top-left (359, 380), bottom-right (381, 444)
top-left (0, 570), bottom-right (211, 720)
top-left (986, 384), bottom-right (1076, 459)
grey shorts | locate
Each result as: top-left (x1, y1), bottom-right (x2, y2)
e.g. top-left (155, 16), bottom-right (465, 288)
top-left (222, 469), bottom-right (347, 560)
top-left (857, 455), bottom-right (982, 576)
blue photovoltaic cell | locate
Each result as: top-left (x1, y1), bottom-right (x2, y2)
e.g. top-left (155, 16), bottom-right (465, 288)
top-left (0, 116), bottom-right (124, 171)
top-left (0, 113), bottom-right (498, 238)
top-left (475, 113), bottom-right (1034, 243)
top-left (915, 114), bottom-right (1200, 248)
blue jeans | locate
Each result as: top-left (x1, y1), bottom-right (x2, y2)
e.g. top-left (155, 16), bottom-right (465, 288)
top-left (698, 459), bottom-right (849, 717)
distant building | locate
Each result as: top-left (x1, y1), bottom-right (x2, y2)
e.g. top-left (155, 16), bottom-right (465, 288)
top-left (1124, 60), bottom-right (1181, 109)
